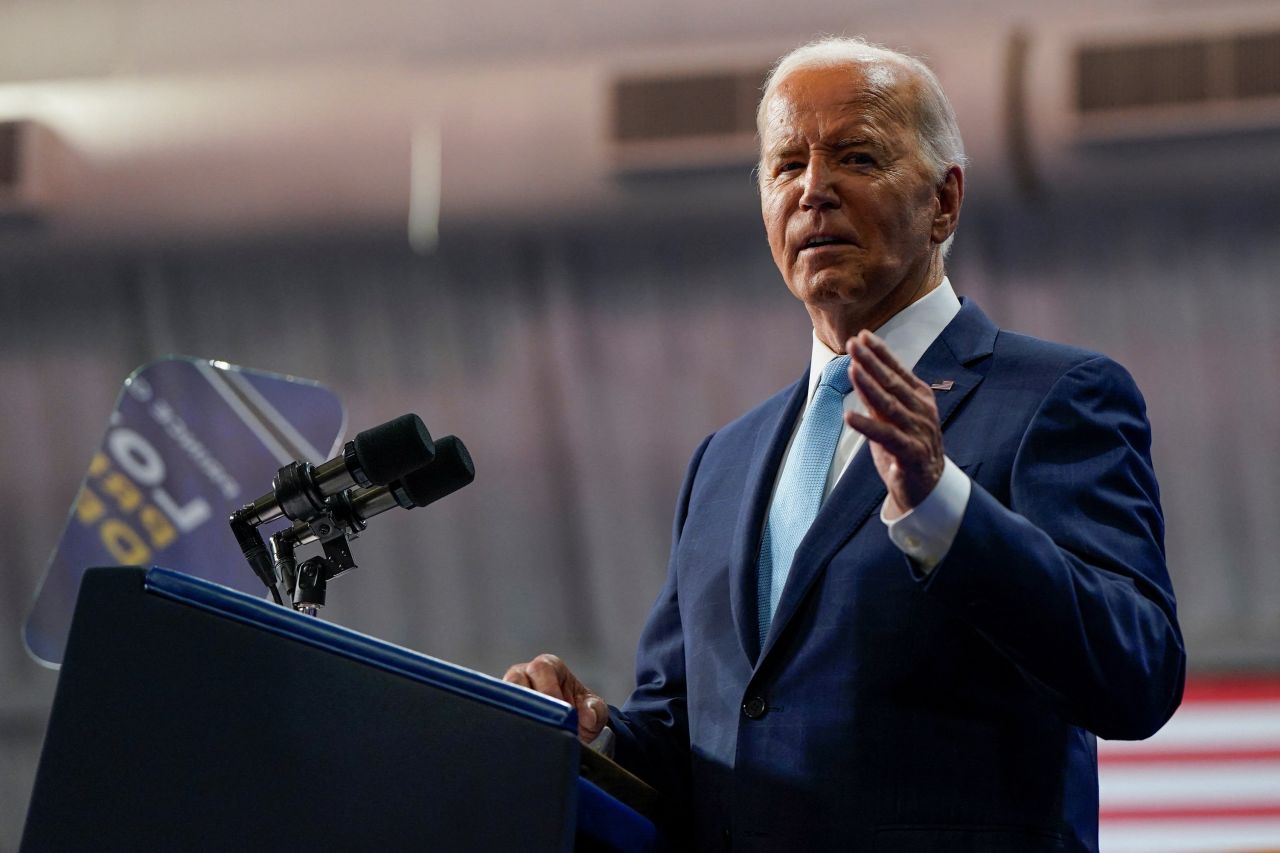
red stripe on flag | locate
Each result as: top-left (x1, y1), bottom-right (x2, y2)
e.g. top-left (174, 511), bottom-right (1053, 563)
top-left (1102, 804), bottom-right (1280, 822)
top-left (1100, 747), bottom-right (1280, 765)
top-left (1182, 677), bottom-right (1280, 703)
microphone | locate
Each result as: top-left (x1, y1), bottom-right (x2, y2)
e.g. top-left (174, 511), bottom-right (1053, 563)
top-left (234, 413), bottom-right (435, 528)
top-left (278, 435), bottom-right (475, 548)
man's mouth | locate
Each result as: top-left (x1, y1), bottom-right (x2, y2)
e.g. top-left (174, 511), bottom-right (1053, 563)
top-left (799, 234), bottom-right (855, 253)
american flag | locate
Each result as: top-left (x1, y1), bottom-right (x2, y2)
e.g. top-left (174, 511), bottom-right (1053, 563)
top-left (1099, 677), bottom-right (1280, 852)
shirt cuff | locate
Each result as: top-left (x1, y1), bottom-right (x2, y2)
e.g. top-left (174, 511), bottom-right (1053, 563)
top-left (882, 456), bottom-right (971, 573)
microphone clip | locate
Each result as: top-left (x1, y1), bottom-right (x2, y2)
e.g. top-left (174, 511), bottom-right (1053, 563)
top-left (268, 498), bottom-right (361, 613)
top-left (229, 415), bottom-right (475, 618)
top-left (290, 536), bottom-right (355, 617)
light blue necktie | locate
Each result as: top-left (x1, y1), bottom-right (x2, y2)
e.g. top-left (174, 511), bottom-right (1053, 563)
top-left (757, 355), bottom-right (852, 647)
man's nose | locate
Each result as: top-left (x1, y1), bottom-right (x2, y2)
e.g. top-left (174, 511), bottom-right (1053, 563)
top-left (799, 160), bottom-right (839, 210)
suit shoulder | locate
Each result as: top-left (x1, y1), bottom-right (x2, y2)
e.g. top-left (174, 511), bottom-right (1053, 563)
top-left (992, 329), bottom-right (1136, 383)
top-left (992, 328), bottom-right (1100, 370)
top-left (989, 329), bottom-right (1146, 416)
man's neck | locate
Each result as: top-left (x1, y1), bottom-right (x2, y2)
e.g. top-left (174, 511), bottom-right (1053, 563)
top-left (809, 260), bottom-right (945, 353)
top-left (805, 276), bottom-right (961, 405)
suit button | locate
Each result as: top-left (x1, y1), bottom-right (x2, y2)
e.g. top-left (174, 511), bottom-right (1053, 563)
top-left (742, 696), bottom-right (768, 719)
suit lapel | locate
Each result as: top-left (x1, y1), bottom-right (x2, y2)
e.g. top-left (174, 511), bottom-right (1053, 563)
top-left (728, 371), bottom-right (808, 664)
top-left (757, 299), bottom-right (999, 664)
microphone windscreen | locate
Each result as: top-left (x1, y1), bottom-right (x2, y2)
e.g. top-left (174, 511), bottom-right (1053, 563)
top-left (353, 414), bottom-right (435, 485)
top-left (398, 436), bottom-right (475, 508)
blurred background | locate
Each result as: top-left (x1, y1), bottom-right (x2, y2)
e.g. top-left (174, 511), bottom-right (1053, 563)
top-left (2, 0), bottom-right (1279, 849)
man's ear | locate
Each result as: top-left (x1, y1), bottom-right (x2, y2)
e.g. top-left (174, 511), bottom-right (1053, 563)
top-left (931, 165), bottom-right (964, 245)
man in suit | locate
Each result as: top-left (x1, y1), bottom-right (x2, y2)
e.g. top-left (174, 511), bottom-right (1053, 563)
top-left (506, 37), bottom-right (1184, 851)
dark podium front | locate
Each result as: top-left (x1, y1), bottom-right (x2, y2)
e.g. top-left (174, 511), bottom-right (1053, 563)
top-left (22, 567), bottom-right (658, 852)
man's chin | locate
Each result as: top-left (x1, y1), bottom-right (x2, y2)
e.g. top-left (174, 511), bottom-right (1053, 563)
top-left (793, 276), bottom-right (869, 310)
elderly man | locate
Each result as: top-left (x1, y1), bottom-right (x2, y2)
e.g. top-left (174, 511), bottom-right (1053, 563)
top-left (506, 37), bottom-right (1183, 851)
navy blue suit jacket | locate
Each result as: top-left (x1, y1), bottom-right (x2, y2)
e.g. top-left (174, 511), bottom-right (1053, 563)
top-left (608, 299), bottom-right (1185, 852)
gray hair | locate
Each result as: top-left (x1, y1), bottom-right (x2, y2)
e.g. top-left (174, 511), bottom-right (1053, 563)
top-left (757, 36), bottom-right (967, 181)
top-left (757, 37), bottom-right (967, 254)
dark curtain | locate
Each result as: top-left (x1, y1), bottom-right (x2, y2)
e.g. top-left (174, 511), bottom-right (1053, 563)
top-left (2, 191), bottom-right (1277, 839)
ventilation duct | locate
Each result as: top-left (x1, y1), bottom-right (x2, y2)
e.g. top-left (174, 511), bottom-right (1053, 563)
top-left (1075, 28), bottom-right (1280, 122)
top-left (609, 67), bottom-right (768, 172)
top-left (0, 119), bottom-right (49, 227)
top-left (1014, 14), bottom-right (1280, 200)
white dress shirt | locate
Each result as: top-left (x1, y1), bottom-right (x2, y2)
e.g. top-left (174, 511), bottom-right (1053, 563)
top-left (789, 277), bottom-right (971, 572)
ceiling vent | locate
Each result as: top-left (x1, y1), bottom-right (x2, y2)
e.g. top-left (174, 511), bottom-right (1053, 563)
top-left (1074, 27), bottom-right (1280, 133)
top-left (0, 119), bottom-right (48, 228)
top-left (1235, 30), bottom-right (1280, 100)
top-left (609, 67), bottom-right (768, 172)
top-left (0, 121), bottom-right (22, 195)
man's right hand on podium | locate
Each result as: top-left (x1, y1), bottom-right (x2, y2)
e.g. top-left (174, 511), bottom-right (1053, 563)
top-left (504, 653), bottom-right (609, 745)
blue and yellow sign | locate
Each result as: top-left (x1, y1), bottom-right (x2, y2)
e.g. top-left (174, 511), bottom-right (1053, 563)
top-left (25, 357), bottom-right (345, 665)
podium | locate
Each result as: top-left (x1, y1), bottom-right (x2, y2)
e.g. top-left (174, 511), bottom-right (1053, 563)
top-left (22, 567), bottom-right (660, 852)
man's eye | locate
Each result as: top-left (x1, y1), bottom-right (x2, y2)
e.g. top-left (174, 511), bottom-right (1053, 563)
top-left (843, 152), bottom-right (875, 167)
top-left (779, 161), bottom-right (803, 173)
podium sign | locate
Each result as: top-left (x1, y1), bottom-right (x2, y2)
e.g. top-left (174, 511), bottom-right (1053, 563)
top-left (24, 357), bottom-right (345, 665)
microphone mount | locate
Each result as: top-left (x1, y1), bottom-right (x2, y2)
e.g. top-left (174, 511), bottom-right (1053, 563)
top-left (229, 418), bottom-right (475, 617)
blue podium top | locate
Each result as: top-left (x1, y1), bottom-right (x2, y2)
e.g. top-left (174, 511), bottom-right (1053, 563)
top-left (143, 566), bottom-right (577, 734)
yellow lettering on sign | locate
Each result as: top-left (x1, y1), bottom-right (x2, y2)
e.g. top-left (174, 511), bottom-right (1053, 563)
top-left (140, 505), bottom-right (177, 550)
top-left (100, 520), bottom-right (151, 565)
top-left (75, 487), bottom-right (107, 525)
top-left (88, 452), bottom-right (110, 478)
top-left (101, 472), bottom-right (143, 513)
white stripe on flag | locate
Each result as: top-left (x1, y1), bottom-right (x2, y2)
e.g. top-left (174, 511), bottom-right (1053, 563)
top-left (1101, 817), bottom-right (1280, 853)
top-left (1100, 760), bottom-right (1280, 808)
top-left (1100, 701), bottom-right (1280, 754)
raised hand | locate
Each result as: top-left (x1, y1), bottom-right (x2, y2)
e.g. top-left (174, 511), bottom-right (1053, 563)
top-left (844, 330), bottom-right (945, 518)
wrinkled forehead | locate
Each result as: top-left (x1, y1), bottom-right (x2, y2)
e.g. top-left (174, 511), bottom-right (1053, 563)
top-left (760, 59), bottom-right (918, 140)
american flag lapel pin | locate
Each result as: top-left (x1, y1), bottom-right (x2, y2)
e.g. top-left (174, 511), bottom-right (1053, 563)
top-left (929, 380), bottom-right (955, 391)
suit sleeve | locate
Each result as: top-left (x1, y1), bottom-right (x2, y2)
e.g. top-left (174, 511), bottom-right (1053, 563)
top-left (605, 433), bottom-right (711, 795)
top-left (921, 355), bottom-right (1185, 740)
